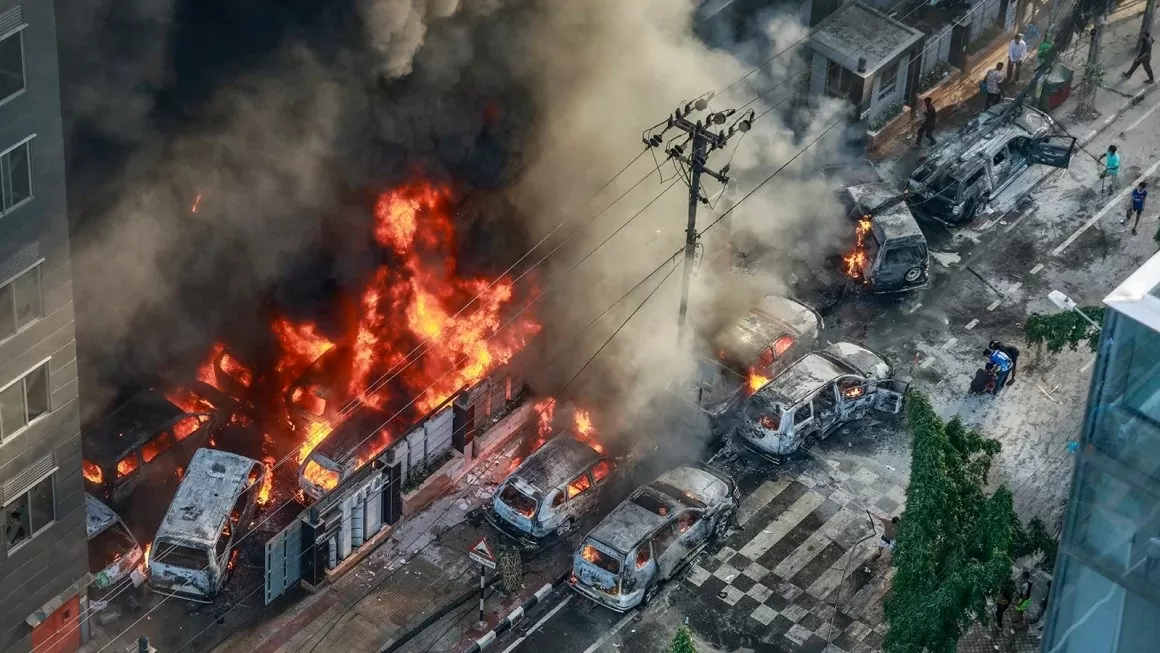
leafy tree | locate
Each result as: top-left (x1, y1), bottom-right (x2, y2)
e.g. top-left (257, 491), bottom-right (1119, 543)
top-left (670, 625), bottom-right (697, 653)
top-left (1024, 307), bottom-right (1104, 354)
top-left (1013, 516), bottom-right (1059, 571)
top-left (884, 393), bottom-right (1016, 653)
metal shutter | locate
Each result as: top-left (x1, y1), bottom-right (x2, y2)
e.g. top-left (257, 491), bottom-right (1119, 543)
top-left (0, 241), bottom-right (39, 287)
top-left (2, 451), bottom-right (55, 506)
top-left (0, 6), bottom-right (22, 38)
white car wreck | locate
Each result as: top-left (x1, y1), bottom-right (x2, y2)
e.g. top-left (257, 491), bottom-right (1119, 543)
top-left (730, 341), bottom-right (906, 460)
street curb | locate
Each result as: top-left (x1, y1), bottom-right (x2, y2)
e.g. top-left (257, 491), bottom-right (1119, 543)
top-left (1076, 83), bottom-right (1158, 147)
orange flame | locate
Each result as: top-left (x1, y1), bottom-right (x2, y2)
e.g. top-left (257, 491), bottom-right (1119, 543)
top-left (747, 369), bottom-right (771, 393)
top-left (83, 460), bottom-right (103, 485)
top-left (142, 542), bottom-right (152, 572)
top-left (843, 218), bottom-right (873, 279)
top-left (297, 421), bottom-right (334, 464)
top-left (843, 385), bottom-right (865, 399)
top-left (302, 459), bottom-right (340, 492)
top-left (191, 193), bottom-right (202, 214)
top-left (760, 414), bottom-right (780, 430)
top-left (572, 408), bottom-right (603, 454)
top-left (258, 457), bottom-right (275, 506)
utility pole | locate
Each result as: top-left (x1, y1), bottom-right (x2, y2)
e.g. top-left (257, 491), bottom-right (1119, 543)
top-left (644, 98), bottom-right (753, 346)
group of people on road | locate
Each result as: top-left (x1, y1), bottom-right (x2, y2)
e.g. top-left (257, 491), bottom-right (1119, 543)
top-left (970, 340), bottom-right (1019, 396)
top-left (1095, 142), bottom-right (1151, 234)
top-left (996, 570), bottom-right (1050, 634)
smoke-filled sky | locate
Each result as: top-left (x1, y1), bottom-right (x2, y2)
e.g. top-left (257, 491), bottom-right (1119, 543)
top-left (58, 0), bottom-right (852, 426)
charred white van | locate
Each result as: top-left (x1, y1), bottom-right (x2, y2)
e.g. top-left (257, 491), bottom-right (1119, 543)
top-left (487, 432), bottom-right (624, 545)
top-left (86, 494), bottom-right (145, 597)
top-left (570, 466), bottom-right (738, 611)
top-left (731, 341), bottom-right (906, 460)
top-left (148, 449), bottom-right (266, 602)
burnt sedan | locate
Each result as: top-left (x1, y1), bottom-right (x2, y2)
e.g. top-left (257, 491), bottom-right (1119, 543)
top-left (486, 431), bottom-right (625, 546)
top-left (569, 465), bottom-right (738, 611)
top-left (730, 341), bottom-right (907, 461)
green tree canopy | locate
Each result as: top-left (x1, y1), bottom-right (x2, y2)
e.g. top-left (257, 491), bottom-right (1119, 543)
top-left (1024, 307), bottom-right (1103, 354)
top-left (670, 625), bottom-right (697, 653)
top-left (884, 393), bottom-right (1016, 653)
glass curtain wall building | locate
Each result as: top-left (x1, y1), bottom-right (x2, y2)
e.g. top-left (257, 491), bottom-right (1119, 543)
top-left (1042, 252), bottom-right (1160, 652)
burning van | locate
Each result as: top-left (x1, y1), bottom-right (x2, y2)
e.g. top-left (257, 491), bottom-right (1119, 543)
top-left (86, 494), bottom-right (145, 597)
top-left (569, 465), bottom-right (738, 611)
top-left (83, 393), bottom-right (222, 507)
top-left (487, 431), bottom-right (625, 545)
top-left (148, 449), bottom-right (266, 602)
top-left (729, 341), bottom-right (906, 461)
top-left (297, 405), bottom-right (394, 501)
top-left (283, 345), bottom-right (354, 433)
top-left (839, 183), bottom-right (929, 293)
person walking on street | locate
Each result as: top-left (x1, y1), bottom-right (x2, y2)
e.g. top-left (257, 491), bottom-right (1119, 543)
top-left (915, 97), bottom-right (937, 147)
top-left (984, 62), bottom-right (1004, 108)
top-left (1124, 32), bottom-right (1155, 83)
top-left (983, 347), bottom-right (1013, 393)
top-left (1125, 181), bottom-right (1149, 234)
top-left (1008, 33), bottom-right (1028, 82)
top-left (1098, 145), bottom-right (1121, 195)
top-left (1013, 570), bottom-right (1034, 632)
top-left (995, 581), bottom-right (1014, 630)
top-left (871, 513), bottom-right (899, 561)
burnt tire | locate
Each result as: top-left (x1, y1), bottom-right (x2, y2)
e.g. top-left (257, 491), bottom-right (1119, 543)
top-left (904, 266), bottom-right (923, 283)
top-left (556, 519), bottom-right (576, 538)
top-left (714, 508), bottom-right (736, 539)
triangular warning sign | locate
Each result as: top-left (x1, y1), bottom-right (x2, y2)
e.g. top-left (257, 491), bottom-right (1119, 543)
top-left (469, 536), bottom-right (495, 563)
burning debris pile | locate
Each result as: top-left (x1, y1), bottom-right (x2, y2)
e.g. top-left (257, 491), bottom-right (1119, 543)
top-left (166, 178), bottom-right (541, 498)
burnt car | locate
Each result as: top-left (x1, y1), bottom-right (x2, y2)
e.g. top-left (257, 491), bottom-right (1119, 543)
top-left (487, 431), bottom-right (625, 546)
top-left (907, 101), bottom-right (1074, 225)
top-left (83, 393), bottom-right (221, 507)
top-left (148, 449), bottom-right (266, 602)
top-left (729, 341), bottom-right (906, 461)
top-left (712, 293), bottom-right (822, 386)
top-left (841, 182), bottom-right (929, 292)
top-left (569, 465), bottom-right (738, 611)
top-left (298, 404), bottom-right (395, 501)
top-left (284, 344), bottom-right (354, 433)
top-left (86, 494), bottom-right (146, 598)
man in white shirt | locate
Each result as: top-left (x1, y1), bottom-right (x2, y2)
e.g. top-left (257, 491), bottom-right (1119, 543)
top-left (1008, 33), bottom-right (1028, 82)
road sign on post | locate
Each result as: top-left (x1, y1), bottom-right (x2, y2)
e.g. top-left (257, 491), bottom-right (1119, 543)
top-left (468, 536), bottom-right (497, 569)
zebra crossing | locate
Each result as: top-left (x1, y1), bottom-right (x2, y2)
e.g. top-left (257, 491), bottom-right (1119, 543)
top-left (683, 455), bottom-right (908, 653)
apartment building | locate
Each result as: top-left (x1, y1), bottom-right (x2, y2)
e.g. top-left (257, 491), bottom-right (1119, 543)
top-left (0, 1), bottom-right (90, 653)
top-left (1041, 252), bottom-right (1160, 651)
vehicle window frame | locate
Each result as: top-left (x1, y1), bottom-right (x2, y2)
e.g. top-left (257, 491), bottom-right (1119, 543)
top-left (115, 452), bottom-right (142, 482)
top-left (566, 472), bottom-right (594, 500)
top-left (651, 523), bottom-right (680, 558)
top-left (792, 402), bottom-right (812, 427)
top-left (591, 459), bottom-right (616, 483)
top-left (141, 431), bottom-right (175, 464)
top-left (882, 244), bottom-right (924, 269)
top-left (635, 541), bottom-right (652, 569)
top-left (676, 509), bottom-right (704, 537)
top-left (550, 489), bottom-right (565, 509)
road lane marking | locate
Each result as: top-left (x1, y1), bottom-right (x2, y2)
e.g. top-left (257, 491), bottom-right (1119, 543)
top-left (581, 605), bottom-right (641, 653)
top-left (1125, 95), bottom-right (1160, 132)
top-left (987, 300), bottom-right (1001, 311)
top-left (1030, 263), bottom-right (1044, 275)
top-left (1052, 159), bottom-right (1160, 256)
top-left (920, 356), bottom-right (937, 369)
top-left (964, 319), bottom-right (979, 330)
top-left (738, 491), bottom-right (826, 561)
top-left (1007, 281), bottom-right (1022, 293)
top-left (500, 595), bottom-right (574, 653)
top-left (941, 337), bottom-right (958, 350)
top-left (907, 302), bottom-right (923, 314)
top-left (1079, 356), bottom-right (1097, 373)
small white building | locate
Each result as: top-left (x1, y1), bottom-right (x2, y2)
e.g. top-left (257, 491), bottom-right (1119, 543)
top-left (808, 2), bottom-right (924, 124)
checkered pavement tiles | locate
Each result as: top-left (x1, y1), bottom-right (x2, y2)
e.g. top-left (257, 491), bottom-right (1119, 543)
top-left (682, 464), bottom-right (906, 653)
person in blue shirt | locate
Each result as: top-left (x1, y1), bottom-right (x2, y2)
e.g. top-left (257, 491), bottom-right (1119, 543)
top-left (1127, 181), bottom-right (1148, 235)
top-left (984, 347), bottom-right (1013, 393)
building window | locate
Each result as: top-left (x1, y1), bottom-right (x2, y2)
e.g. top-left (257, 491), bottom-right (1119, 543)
top-left (0, 263), bottom-right (42, 339)
top-left (877, 61), bottom-right (900, 102)
top-left (4, 474), bottom-right (54, 550)
top-left (825, 63), bottom-right (859, 103)
top-left (0, 28), bottom-right (23, 104)
top-left (0, 362), bottom-right (50, 442)
top-left (1, 138), bottom-right (32, 213)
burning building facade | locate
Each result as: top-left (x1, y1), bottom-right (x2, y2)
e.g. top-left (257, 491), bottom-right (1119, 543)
top-left (0, 2), bottom-right (92, 652)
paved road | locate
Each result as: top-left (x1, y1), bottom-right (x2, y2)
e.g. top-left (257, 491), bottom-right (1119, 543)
top-left (484, 90), bottom-right (1160, 653)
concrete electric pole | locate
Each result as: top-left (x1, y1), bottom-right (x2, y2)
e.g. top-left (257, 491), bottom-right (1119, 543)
top-left (1076, 0), bottom-right (1114, 119)
top-left (644, 98), bottom-right (754, 345)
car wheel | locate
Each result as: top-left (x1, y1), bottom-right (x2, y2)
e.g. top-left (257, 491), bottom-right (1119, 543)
top-left (714, 508), bottom-right (736, 539)
top-left (556, 519), bottom-right (575, 537)
top-left (904, 266), bottom-right (923, 283)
